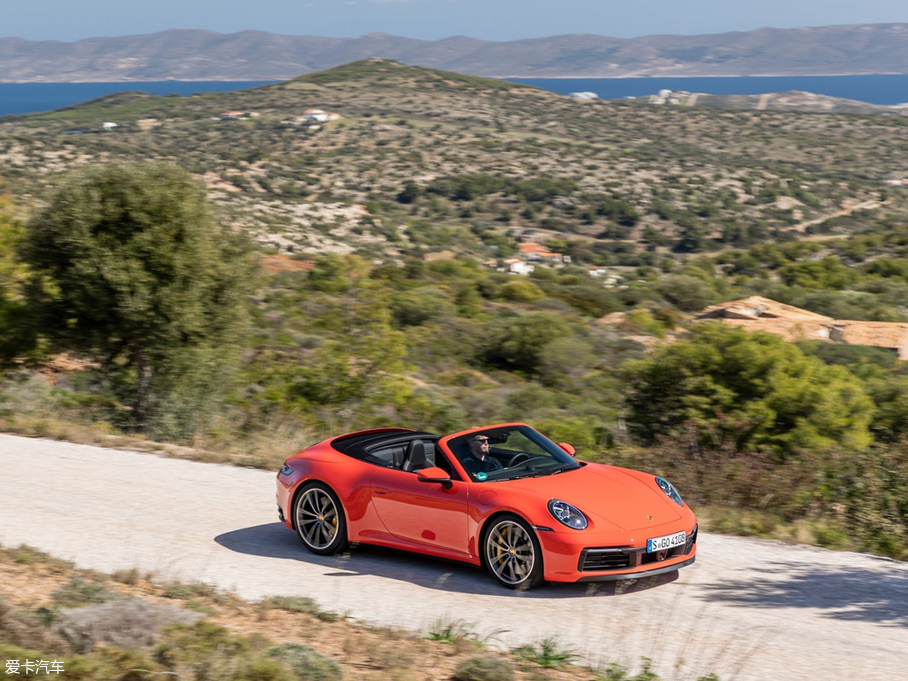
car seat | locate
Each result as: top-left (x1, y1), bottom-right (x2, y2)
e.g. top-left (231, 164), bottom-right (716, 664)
top-left (403, 440), bottom-right (429, 471)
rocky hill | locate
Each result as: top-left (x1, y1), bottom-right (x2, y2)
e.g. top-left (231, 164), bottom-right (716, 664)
top-left (0, 58), bottom-right (897, 263)
top-left (4, 24), bottom-right (908, 81)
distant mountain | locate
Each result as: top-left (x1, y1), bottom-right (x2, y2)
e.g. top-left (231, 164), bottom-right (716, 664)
top-left (4, 24), bottom-right (908, 82)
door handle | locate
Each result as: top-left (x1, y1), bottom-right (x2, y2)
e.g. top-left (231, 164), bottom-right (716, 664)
top-left (374, 488), bottom-right (389, 495)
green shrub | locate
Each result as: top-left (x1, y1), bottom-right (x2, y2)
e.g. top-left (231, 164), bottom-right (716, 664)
top-left (267, 643), bottom-right (343, 681)
top-left (155, 621), bottom-right (254, 679)
top-left (10, 545), bottom-right (73, 570)
top-left (260, 596), bottom-right (337, 622)
top-left (51, 576), bottom-right (118, 608)
top-left (0, 599), bottom-right (65, 652)
top-left (813, 525), bottom-right (849, 549)
top-left (599, 657), bottom-right (662, 680)
top-left (482, 312), bottom-right (571, 374)
top-left (425, 619), bottom-right (479, 645)
top-left (1, 643), bottom-right (161, 681)
top-left (498, 279), bottom-right (545, 303)
top-left (452, 654), bottom-right (513, 681)
top-left (547, 285), bottom-right (620, 317)
top-left (655, 275), bottom-right (717, 312)
top-left (512, 638), bottom-right (578, 669)
top-left (239, 657), bottom-right (296, 681)
top-left (391, 287), bottom-right (456, 326)
top-left (161, 581), bottom-right (219, 600)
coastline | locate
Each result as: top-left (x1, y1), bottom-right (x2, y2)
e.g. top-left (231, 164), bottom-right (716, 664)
top-left (500, 72), bottom-right (908, 80)
top-left (3, 74), bottom-right (908, 115)
top-left (2, 72), bottom-right (908, 84)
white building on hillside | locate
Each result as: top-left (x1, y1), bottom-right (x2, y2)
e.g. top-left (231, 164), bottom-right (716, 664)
top-left (303, 109), bottom-right (330, 123)
top-left (502, 258), bottom-right (534, 275)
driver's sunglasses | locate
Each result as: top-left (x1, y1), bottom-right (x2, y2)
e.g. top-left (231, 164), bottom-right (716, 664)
top-left (475, 438), bottom-right (489, 444)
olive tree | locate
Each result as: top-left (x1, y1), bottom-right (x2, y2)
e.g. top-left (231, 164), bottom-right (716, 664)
top-left (21, 163), bottom-right (254, 433)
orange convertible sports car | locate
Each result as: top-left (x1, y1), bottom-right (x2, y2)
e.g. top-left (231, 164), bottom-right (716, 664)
top-left (276, 423), bottom-right (697, 589)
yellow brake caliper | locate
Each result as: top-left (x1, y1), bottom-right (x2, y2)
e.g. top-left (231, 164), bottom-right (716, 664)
top-left (498, 526), bottom-right (508, 564)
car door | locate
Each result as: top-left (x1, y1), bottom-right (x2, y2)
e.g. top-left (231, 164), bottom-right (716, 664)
top-left (369, 446), bottom-right (470, 557)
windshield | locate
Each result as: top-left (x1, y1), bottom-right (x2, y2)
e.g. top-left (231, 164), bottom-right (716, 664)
top-left (448, 425), bottom-right (581, 482)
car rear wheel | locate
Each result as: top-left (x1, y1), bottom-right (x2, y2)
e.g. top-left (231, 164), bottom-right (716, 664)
top-left (483, 515), bottom-right (544, 590)
top-left (294, 483), bottom-right (349, 555)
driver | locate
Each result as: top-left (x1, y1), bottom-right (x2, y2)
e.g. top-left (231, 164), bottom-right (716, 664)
top-left (460, 434), bottom-right (503, 480)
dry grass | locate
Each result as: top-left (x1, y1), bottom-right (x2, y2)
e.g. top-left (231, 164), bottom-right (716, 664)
top-left (0, 412), bottom-right (299, 470)
top-left (0, 543), bottom-right (620, 681)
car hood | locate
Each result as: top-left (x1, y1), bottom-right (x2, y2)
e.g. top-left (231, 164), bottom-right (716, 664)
top-left (499, 463), bottom-right (683, 531)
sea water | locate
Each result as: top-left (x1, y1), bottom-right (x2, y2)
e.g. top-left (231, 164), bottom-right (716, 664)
top-left (2, 74), bottom-right (908, 118)
top-left (508, 74), bottom-right (908, 105)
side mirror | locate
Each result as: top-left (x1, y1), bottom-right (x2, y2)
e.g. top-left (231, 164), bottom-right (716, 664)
top-left (559, 442), bottom-right (576, 457)
top-left (416, 467), bottom-right (452, 484)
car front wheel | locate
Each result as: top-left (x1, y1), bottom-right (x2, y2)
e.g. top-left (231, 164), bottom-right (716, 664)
top-left (483, 515), bottom-right (544, 590)
top-left (294, 482), bottom-right (349, 555)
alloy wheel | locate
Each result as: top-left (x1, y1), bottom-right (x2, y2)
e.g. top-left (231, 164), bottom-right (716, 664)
top-left (296, 487), bottom-right (339, 550)
top-left (486, 519), bottom-right (536, 586)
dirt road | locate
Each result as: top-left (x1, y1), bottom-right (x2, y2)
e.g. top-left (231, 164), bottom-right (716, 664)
top-left (791, 199), bottom-right (882, 234)
top-left (1, 434), bottom-right (905, 680)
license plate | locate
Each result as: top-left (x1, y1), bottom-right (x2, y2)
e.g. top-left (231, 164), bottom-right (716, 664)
top-left (647, 530), bottom-right (686, 553)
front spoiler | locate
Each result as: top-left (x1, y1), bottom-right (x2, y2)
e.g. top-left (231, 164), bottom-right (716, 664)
top-left (575, 555), bottom-right (696, 582)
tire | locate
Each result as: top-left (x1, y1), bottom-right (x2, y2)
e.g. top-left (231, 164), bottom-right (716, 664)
top-left (483, 514), bottom-right (545, 590)
top-left (293, 482), bottom-right (349, 556)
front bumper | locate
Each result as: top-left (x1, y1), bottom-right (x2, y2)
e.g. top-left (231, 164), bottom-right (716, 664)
top-left (576, 556), bottom-right (696, 582)
top-left (276, 478), bottom-right (295, 530)
top-left (539, 523), bottom-right (698, 583)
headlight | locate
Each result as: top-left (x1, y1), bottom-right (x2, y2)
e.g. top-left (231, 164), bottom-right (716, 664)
top-left (548, 499), bottom-right (588, 530)
top-left (655, 477), bottom-right (683, 506)
top-left (279, 464), bottom-right (294, 476)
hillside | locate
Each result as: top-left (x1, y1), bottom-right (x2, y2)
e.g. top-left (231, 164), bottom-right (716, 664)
top-left (0, 59), bottom-right (900, 261)
top-left (5, 24), bottom-right (908, 81)
top-left (2, 60), bottom-right (908, 560)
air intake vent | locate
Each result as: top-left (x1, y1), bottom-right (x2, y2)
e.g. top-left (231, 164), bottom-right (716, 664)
top-left (685, 525), bottom-right (698, 554)
top-left (580, 549), bottom-right (631, 571)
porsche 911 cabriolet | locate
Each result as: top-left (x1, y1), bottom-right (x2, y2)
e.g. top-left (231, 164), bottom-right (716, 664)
top-left (276, 423), bottom-right (697, 589)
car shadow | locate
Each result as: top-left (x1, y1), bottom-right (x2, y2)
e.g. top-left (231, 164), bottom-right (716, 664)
top-left (214, 523), bottom-right (679, 599)
top-left (701, 560), bottom-right (908, 628)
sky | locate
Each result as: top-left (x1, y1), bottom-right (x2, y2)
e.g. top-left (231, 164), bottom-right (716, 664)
top-left (5, 0), bottom-right (908, 42)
